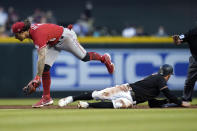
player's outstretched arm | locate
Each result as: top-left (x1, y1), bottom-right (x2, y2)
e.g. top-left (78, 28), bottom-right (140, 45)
top-left (23, 46), bottom-right (47, 95)
top-left (148, 99), bottom-right (168, 108)
top-left (172, 35), bottom-right (183, 45)
top-left (161, 86), bottom-right (182, 106)
top-left (36, 46), bottom-right (47, 77)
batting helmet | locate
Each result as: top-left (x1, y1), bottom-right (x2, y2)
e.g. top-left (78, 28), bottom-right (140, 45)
top-left (158, 64), bottom-right (174, 76)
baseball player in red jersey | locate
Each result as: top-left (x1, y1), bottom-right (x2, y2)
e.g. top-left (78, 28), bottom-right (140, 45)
top-left (12, 20), bottom-right (115, 108)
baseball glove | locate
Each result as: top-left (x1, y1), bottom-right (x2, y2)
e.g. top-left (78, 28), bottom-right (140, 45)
top-left (23, 79), bottom-right (41, 95)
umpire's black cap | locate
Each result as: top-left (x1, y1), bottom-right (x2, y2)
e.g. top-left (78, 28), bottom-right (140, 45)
top-left (158, 64), bottom-right (174, 76)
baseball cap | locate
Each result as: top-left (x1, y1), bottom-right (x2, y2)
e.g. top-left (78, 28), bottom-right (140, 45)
top-left (12, 22), bottom-right (25, 33)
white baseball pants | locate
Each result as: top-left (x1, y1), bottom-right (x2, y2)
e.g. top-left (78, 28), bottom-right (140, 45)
top-left (92, 83), bottom-right (135, 108)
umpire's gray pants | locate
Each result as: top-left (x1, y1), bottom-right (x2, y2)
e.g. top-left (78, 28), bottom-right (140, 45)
top-left (183, 56), bottom-right (197, 101)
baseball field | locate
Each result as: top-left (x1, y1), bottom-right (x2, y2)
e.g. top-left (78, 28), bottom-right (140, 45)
top-left (0, 99), bottom-right (197, 131)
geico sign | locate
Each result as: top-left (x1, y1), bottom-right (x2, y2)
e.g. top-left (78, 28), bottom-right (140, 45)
top-left (39, 49), bottom-right (190, 91)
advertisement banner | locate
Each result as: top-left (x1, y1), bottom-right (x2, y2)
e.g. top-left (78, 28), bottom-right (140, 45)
top-left (33, 49), bottom-right (193, 91)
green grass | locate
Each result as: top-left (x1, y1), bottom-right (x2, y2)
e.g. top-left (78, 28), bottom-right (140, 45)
top-left (0, 98), bottom-right (197, 105)
top-left (0, 98), bottom-right (197, 131)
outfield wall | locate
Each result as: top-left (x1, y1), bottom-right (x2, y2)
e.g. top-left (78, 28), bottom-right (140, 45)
top-left (0, 41), bottom-right (196, 98)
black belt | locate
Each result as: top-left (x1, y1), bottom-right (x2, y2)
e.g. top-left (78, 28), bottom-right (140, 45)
top-left (130, 89), bottom-right (136, 102)
top-left (126, 84), bottom-right (136, 102)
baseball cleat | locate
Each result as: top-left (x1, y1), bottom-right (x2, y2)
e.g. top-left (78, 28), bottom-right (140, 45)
top-left (78, 101), bottom-right (89, 108)
top-left (58, 96), bottom-right (73, 107)
top-left (32, 96), bottom-right (53, 108)
top-left (101, 53), bottom-right (115, 74)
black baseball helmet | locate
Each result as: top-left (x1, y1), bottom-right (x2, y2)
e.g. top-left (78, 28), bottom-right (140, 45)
top-left (158, 64), bottom-right (174, 76)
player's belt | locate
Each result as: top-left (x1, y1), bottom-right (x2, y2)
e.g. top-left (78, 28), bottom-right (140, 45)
top-left (57, 26), bottom-right (72, 43)
top-left (57, 27), bottom-right (67, 43)
top-left (130, 90), bottom-right (136, 102)
top-left (58, 36), bottom-right (64, 42)
top-left (126, 84), bottom-right (136, 102)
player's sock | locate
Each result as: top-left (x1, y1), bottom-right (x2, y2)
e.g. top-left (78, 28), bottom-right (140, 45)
top-left (88, 102), bottom-right (114, 108)
top-left (88, 52), bottom-right (102, 61)
top-left (82, 52), bottom-right (102, 62)
top-left (42, 71), bottom-right (51, 98)
top-left (73, 92), bottom-right (93, 101)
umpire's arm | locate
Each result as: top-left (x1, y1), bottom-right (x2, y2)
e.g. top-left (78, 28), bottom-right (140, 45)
top-left (172, 27), bottom-right (197, 45)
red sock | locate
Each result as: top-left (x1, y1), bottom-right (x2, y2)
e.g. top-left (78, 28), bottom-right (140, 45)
top-left (88, 52), bottom-right (102, 61)
top-left (42, 71), bottom-right (51, 98)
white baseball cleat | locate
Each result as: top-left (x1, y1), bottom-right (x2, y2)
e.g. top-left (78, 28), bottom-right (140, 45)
top-left (58, 96), bottom-right (73, 107)
top-left (78, 101), bottom-right (89, 108)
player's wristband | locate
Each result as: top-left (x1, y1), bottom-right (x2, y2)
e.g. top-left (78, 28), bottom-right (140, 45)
top-left (179, 34), bottom-right (185, 40)
top-left (34, 75), bottom-right (41, 81)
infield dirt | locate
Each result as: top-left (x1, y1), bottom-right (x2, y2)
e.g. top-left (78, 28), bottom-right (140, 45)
top-left (0, 105), bottom-right (197, 109)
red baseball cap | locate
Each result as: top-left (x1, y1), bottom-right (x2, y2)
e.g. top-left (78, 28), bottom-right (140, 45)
top-left (12, 22), bottom-right (25, 33)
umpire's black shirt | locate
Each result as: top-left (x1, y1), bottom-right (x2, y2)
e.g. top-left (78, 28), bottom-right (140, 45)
top-left (180, 27), bottom-right (197, 59)
top-left (129, 73), bottom-right (182, 105)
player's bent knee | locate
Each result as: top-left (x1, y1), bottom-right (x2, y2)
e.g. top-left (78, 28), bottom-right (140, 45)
top-left (92, 91), bottom-right (105, 100)
top-left (92, 91), bottom-right (100, 99)
top-left (81, 53), bottom-right (90, 62)
top-left (112, 98), bottom-right (132, 109)
top-left (43, 64), bottom-right (51, 72)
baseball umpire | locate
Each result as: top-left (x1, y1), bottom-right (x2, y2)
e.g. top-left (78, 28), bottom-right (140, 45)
top-left (173, 27), bottom-right (197, 103)
top-left (58, 64), bottom-right (190, 108)
top-left (11, 20), bottom-right (114, 108)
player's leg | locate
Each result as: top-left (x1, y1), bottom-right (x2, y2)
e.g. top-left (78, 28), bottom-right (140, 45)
top-left (58, 84), bottom-right (127, 107)
top-left (78, 98), bottom-right (133, 109)
top-left (92, 84), bottom-right (131, 100)
top-left (82, 52), bottom-right (115, 74)
top-left (32, 46), bottom-right (60, 108)
top-left (42, 64), bottom-right (52, 98)
top-left (112, 98), bottom-right (133, 108)
top-left (182, 56), bottom-right (197, 102)
top-left (78, 101), bottom-right (114, 108)
top-left (58, 83), bottom-right (130, 107)
top-left (58, 92), bottom-right (93, 107)
top-left (56, 29), bottom-right (114, 74)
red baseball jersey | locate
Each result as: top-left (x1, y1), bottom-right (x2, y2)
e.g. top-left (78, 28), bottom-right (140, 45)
top-left (29, 23), bottom-right (64, 49)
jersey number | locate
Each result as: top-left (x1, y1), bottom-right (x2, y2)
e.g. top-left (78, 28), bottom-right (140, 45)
top-left (31, 24), bottom-right (43, 30)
